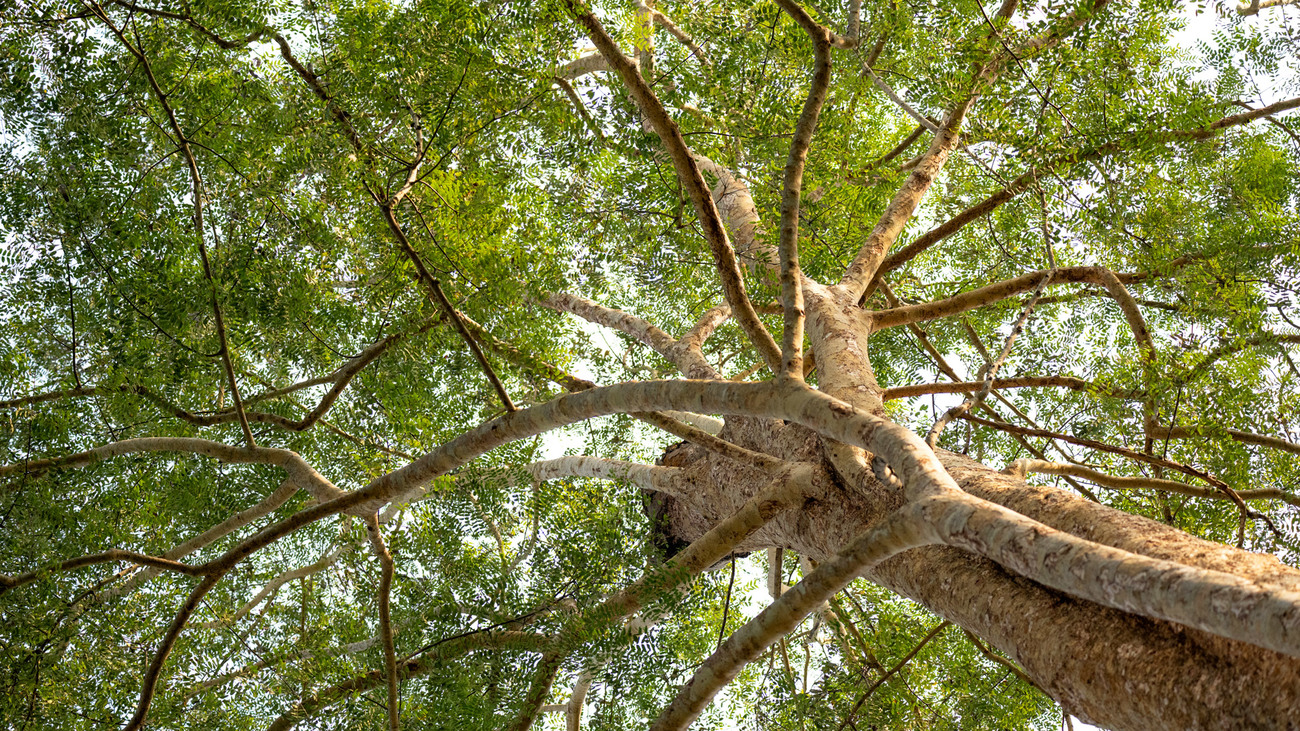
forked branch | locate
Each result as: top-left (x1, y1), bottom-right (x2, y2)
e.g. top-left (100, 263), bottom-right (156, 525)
top-left (566, 2), bottom-right (782, 373)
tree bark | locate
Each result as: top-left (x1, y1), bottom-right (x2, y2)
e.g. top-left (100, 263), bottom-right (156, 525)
top-left (654, 430), bottom-right (1300, 730)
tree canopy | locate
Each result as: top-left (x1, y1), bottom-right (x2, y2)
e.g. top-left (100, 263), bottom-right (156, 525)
top-left (2, 0), bottom-right (1300, 729)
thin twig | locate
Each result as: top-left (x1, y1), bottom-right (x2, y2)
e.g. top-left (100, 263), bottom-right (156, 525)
top-left (429, 280), bottom-right (516, 412)
top-left (91, 3), bottom-right (255, 446)
top-left (837, 621), bottom-right (951, 730)
top-left (365, 515), bottom-right (401, 731)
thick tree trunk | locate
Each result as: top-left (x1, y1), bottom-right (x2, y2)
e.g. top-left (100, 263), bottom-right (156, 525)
top-left (656, 426), bottom-right (1300, 731)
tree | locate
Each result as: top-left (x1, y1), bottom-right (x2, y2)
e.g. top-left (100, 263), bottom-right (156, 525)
top-left (2, 0), bottom-right (1300, 728)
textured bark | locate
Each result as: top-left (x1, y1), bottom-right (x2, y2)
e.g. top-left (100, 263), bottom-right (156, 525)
top-left (654, 437), bottom-right (1300, 730)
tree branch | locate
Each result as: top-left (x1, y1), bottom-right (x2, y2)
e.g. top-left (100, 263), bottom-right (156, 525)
top-left (1238, 0), bottom-right (1300, 15)
top-left (430, 280), bottom-right (516, 412)
top-left (526, 456), bottom-right (682, 495)
top-left (364, 516), bottom-right (401, 731)
top-left (540, 291), bottom-right (718, 379)
top-left (838, 621), bottom-right (951, 729)
top-left (505, 651), bottom-right (565, 731)
top-left (1004, 459), bottom-right (1300, 507)
top-left (264, 631), bottom-right (551, 731)
top-left (0, 549), bottom-right (213, 596)
top-left (871, 266), bottom-right (1150, 331)
top-left (1145, 424), bottom-right (1300, 457)
top-left (91, 3), bottom-right (255, 446)
top-left (565, 671), bottom-right (594, 731)
top-left (882, 375), bottom-right (1129, 400)
top-left (636, 1), bottom-right (711, 68)
top-left (869, 95), bottom-right (1300, 292)
top-left (770, 0), bottom-right (835, 381)
top-left (566, 2), bottom-right (782, 373)
top-left (650, 501), bottom-right (936, 731)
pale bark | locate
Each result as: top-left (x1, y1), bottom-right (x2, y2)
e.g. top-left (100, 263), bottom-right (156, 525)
top-left (659, 411), bottom-right (724, 435)
top-left (834, 0), bottom-right (1025, 300)
top-left (659, 441), bottom-right (1300, 729)
top-left (30, 7), bottom-right (1300, 731)
top-left (1237, 0), bottom-right (1299, 15)
top-left (565, 672), bottom-right (593, 731)
top-left (505, 651), bottom-right (564, 731)
top-left (103, 478), bottom-right (301, 600)
top-left (636, 2), bottom-right (710, 68)
top-left (193, 542), bottom-right (352, 630)
top-left (770, 0), bottom-right (833, 381)
top-left (557, 53), bottom-right (610, 81)
top-left (526, 456), bottom-right (681, 495)
top-left (541, 292), bottom-right (718, 379)
top-left (652, 501), bottom-right (937, 731)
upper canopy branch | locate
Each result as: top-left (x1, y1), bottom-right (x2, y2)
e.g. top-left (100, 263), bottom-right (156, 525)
top-left (870, 266), bottom-right (1153, 331)
top-left (771, 0), bottom-right (835, 381)
top-left (566, 1), bottom-right (782, 373)
top-left (869, 95), bottom-right (1300, 292)
top-left (1006, 459), bottom-right (1300, 507)
top-left (90, 2), bottom-right (255, 446)
top-left (833, 0), bottom-right (1027, 301)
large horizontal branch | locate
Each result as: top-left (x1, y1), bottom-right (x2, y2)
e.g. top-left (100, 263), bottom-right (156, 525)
top-left (118, 377), bottom-right (1300, 727)
top-left (2, 437), bottom-right (282, 477)
top-left (1005, 459), bottom-right (1300, 507)
top-left (460, 311), bottom-right (779, 471)
top-left (657, 410), bottom-right (724, 435)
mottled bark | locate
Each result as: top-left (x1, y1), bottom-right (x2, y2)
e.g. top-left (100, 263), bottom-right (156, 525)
top-left (653, 431), bottom-right (1300, 730)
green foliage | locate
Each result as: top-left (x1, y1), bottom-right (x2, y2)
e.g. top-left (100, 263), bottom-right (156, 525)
top-left (0, 0), bottom-right (1298, 729)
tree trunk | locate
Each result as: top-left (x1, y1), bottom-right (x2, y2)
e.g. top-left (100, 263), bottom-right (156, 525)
top-left (655, 425), bottom-right (1300, 731)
